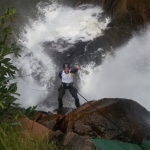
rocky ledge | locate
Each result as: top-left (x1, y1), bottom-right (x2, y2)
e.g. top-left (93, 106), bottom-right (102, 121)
top-left (33, 98), bottom-right (150, 148)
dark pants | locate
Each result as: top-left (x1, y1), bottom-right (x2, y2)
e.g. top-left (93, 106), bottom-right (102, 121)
top-left (58, 84), bottom-right (80, 109)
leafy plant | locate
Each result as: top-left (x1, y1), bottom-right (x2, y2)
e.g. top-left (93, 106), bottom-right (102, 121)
top-left (146, 0), bottom-right (150, 6)
top-left (22, 105), bottom-right (37, 119)
top-left (0, 7), bottom-right (21, 123)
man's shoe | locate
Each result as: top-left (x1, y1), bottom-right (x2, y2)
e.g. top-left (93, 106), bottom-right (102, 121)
top-left (57, 108), bottom-right (63, 114)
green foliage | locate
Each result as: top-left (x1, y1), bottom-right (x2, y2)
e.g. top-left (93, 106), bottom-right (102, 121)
top-left (22, 105), bottom-right (37, 119)
top-left (0, 123), bottom-right (58, 150)
top-left (0, 8), bottom-right (21, 123)
top-left (146, 0), bottom-right (150, 6)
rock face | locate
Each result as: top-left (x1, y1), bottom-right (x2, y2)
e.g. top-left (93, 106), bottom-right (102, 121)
top-left (20, 117), bottom-right (52, 140)
top-left (33, 98), bottom-right (150, 149)
top-left (62, 132), bottom-right (96, 150)
top-left (35, 98), bottom-right (150, 144)
top-left (73, 0), bottom-right (150, 53)
top-left (44, 0), bottom-right (150, 72)
top-left (37, 114), bottom-right (65, 130)
top-left (49, 131), bottom-right (96, 150)
top-left (55, 98), bottom-right (150, 144)
top-left (75, 0), bottom-right (150, 27)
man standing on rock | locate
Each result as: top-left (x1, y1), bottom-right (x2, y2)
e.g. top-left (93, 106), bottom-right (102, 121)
top-left (58, 63), bottom-right (80, 112)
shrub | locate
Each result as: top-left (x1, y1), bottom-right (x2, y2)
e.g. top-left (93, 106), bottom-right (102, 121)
top-left (0, 8), bottom-right (20, 123)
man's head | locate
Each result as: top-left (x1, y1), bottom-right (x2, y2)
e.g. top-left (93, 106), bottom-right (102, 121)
top-left (63, 63), bottom-right (70, 74)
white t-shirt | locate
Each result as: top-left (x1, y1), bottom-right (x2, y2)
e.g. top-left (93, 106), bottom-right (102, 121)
top-left (61, 70), bottom-right (73, 83)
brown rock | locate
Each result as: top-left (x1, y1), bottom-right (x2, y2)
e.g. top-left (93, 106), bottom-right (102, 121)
top-left (73, 0), bottom-right (150, 52)
top-left (49, 130), bottom-right (66, 147)
top-left (38, 114), bottom-right (65, 130)
top-left (62, 132), bottom-right (96, 150)
top-left (72, 100), bottom-right (97, 113)
top-left (32, 111), bottom-right (49, 121)
top-left (20, 117), bottom-right (53, 140)
top-left (75, 0), bottom-right (150, 27)
top-left (60, 98), bottom-right (150, 144)
top-left (49, 131), bottom-right (96, 150)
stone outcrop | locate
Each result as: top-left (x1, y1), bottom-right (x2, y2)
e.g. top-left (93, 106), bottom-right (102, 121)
top-left (62, 132), bottom-right (96, 150)
top-left (60, 98), bottom-right (150, 144)
top-left (49, 131), bottom-right (96, 150)
top-left (46, 0), bottom-right (150, 69)
top-left (75, 0), bottom-right (150, 27)
top-left (37, 114), bottom-right (65, 130)
top-left (36, 98), bottom-right (150, 144)
top-left (60, 99), bottom-right (150, 143)
top-left (20, 117), bottom-right (96, 149)
top-left (20, 117), bottom-right (52, 140)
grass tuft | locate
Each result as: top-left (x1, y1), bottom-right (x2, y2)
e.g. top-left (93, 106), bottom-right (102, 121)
top-left (0, 123), bottom-right (58, 150)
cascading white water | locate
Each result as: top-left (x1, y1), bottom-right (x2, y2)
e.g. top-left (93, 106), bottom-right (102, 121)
top-left (79, 30), bottom-right (150, 111)
top-left (14, 0), bottom-right (150, 111)
top-left (15, 1), bottom-right (109, 109)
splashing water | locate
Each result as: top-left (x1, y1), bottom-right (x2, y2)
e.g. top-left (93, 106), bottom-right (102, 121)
top-left (79, 30), bottom-right (150, 111)
top-left (15, 1), bottom-right (109, 109)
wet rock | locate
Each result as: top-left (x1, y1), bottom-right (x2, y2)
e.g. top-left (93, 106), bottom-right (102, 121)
top-left (49, 131), bottom-right (96, 150)
top-left (62, 132), bottom-right (96, 150)
top-left (37, 114), bottom-right (65, 130)
top-left (49, 130), bottom-right (66, 147)
top-left (53, 107), bottom-right (74, 115)
top-left (32, 111), bottom-right (51, 121)
top-left (60, 98), bottom-right (150, 144)
top-left (20, 117), bottom-right (53, 140)
top-left (72, 100), bottom-right (97, 113)
top-left (75, 0), bottom-right (150, 27)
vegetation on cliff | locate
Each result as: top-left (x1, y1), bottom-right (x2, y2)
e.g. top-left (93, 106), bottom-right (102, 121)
top-left (0, 7), bottom-right (20, 123)
top-left (0, 123), bottom-right (58, 150)
top-left (0, 8), bottom-right (58, 150)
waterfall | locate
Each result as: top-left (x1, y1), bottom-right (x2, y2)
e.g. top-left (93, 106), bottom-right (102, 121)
top-left (13, 0), bottom-right (150, 111)
top-left (14, 1), bottom-right (109, 109)
top-left (79, 31), bottom-right (150, 111)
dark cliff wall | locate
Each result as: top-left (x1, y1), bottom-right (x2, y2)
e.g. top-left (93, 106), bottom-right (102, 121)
top-left (75, 0), bottom-right (150, 28)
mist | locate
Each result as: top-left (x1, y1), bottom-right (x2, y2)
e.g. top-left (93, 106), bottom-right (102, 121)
top-left (14, 1), bottom-right (109, 109)
top-left (79, 30), bottom-right (150, 111)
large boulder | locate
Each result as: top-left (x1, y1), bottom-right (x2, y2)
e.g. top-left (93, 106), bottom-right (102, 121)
top-left (36, 102), bottom-right (97, 131)
top-left (49, 131), bottom-right (96, 150)
top-left (62, 132), bottom-right (96, 150)
top-left (20, 117), bottom-right (53, 140)
top-left (59, 98), bottom-right (150, 144)
top-left (37, 114), bottom-right (65, 130)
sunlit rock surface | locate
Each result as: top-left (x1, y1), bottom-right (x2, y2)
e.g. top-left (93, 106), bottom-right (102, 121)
top-left (36, 98), bottom-right (150, 144)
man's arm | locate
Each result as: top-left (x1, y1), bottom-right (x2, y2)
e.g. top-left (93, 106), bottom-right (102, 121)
top-left (59, 71), bottom-right (62, 79)
top-left (70, 65), bottom-right (80, 73)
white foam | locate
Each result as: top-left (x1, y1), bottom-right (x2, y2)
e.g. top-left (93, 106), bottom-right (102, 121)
top-left (15, 44), bottom-right (56, 108)
top-left (79, 30), bottom-right (150, 111)
top-left (24, 2), bottom-right (109, 51)
top-left (15, 1), bottom-right (109, 108)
